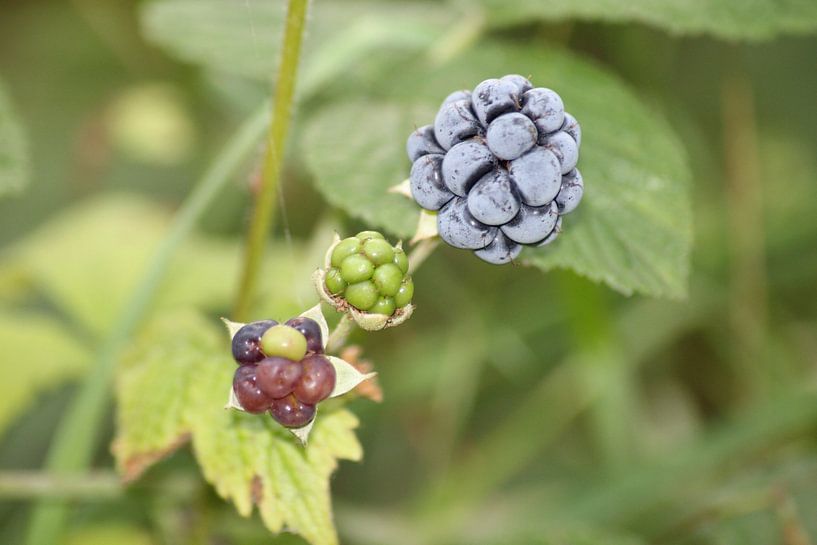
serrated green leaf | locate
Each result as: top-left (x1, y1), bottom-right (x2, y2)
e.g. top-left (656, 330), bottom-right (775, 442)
top-left (0, 77), bottom-right (29, 196)
top-left (475, 0), bottom-right (817, 40)
top-left (140, 0), bottom-right (456, 89)
top-left (304, 101), bottom-right (428, 241)
top-left (303, 43), bottom-right (692, 298)
top-left (301, 109), bottom-right (403, 225)
top-left (114, 311), bottom-right (363, 545)
top-left (0, 309), bottom-right (89, 437)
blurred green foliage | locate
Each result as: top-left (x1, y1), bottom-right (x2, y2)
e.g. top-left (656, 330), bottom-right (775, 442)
top-left (1, 0), bottom-right (817, 544)
top-left (0, 76), bottom-right (29, 195)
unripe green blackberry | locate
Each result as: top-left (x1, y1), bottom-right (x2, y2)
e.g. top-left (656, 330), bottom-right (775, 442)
top-left (373, 263), bottom-right (403, 297)
top-left (370, 296), bottom-right (396, 316)
top-left (330, 237), bottom-right (361, 267)
top-left (325, 267), bottom-right (346, 294)
top-left (393, 247), bottom-right (409, 273)
top-left (356, 231), bottom-right (384, 242)
top-left (340, 254), bottom-right (374, 283)
top-left (394, 277), bottom-right (414, 308)
top-left (320, 231), bottom-right (414, 318)
top-left (260, 325), bottom-right (308, 362)
top-left (363, 238), bottom-right (394, 265)
top-left (345, 280), bottom-right (379, 311)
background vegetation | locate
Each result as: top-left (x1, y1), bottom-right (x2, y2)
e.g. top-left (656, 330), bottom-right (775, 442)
top-left (1, 0), bottom-right (817, 544)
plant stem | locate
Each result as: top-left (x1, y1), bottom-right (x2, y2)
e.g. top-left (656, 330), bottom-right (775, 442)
top-left (326, 315), bottom-right (356, 354)
top-left (232, 0), bottom-right (310, 321)
top-left (721, 65), bottom-right (769, 400)
top-left (24, 105), bottom-right (269, 545)
top-left (408, 238), bottom-right (439, 275)
top-left (0, 471), bottom-right (122, 500)
top-left (561, 275), bottom-right (634, 471)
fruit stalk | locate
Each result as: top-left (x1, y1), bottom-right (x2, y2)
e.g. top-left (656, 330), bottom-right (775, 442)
top-left (326, 315), bottom-right (356, 354)
top-left (233, 0), bottom-right (311, 321)
top-left (407, 238), bottom-right (440, 275)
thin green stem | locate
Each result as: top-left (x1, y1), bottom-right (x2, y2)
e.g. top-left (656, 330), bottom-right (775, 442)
top-left (326, 314), bottom-right (356, 354)
top-left (0, 471), bottom-right (122, 500)
top-left (233, 0), bottom-right (310, 321)
top-left (721, 66), bottom-right (770, 400)
top-left (24, 105), bottom-right (269, 545)
top-left (407, 238), bottom-right (439, 275)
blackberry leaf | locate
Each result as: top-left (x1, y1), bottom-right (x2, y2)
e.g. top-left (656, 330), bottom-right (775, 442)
top-left (474, 0), bottom-right (817, 40)
top-left (141, 0), bottom-right (458, 85)
top-left (114, 311), bottom-right (362, 545)
top-left (304, 42), bottom-right (692, 298)
top-left (0, 310), bottom-right (89, 438)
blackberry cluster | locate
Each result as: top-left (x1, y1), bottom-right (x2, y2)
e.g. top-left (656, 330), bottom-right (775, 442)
top-left (230, 317), bottom-right (335, 428)
top-left (406, 74), bottom-right (584, 264)
top-left (324, 231), bottom-right (413, 315)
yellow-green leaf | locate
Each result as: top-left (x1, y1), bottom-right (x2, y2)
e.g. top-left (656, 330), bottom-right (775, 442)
top-left (0, 194), bottom-right (285, 337)
top-left (0, 309), bottom-right (89, 437)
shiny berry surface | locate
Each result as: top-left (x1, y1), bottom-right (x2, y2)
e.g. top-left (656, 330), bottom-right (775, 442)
top-left (370, 296), bottom-right (396, 316)
top-left (325, 267), bottom-right (347, 294)
top-left (285, 316), bottom-right (324, 353)
top-left (256, 357), bottom-right (302, 399)
top-left (233, 365), bottom-right (272, 413)
top-left (393, 247), bottom-right (409, 273)
top-left (345, 280), bottom-right (379, 311)
top-left (355, 230), bottom-right (385, 242)
top-left (269, 395), bottom-right (316, 428)
top-left (293, 354), bottom-right (336, 404)
top-left (340, 254), bottom-right (375, 283)
top-left (372, 263), bottom-right (403, 297)
top-left (394, 277), bottom-right (414, 308)
top-left (260, 325), bottom-right (308, 361)
top-left (330, 237), bottom-right (361, 268)
top-left (231, 319), bottom-right (277, 365)
top-left (362, 238), bottom-right (394, 265)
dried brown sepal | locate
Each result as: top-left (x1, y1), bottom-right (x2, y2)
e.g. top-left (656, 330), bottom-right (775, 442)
top-left (339, 346), bottom-right (383, 403)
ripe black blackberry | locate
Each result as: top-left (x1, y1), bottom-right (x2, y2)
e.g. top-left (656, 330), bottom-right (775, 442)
top-left (407, 74), bottom-right (584, 264)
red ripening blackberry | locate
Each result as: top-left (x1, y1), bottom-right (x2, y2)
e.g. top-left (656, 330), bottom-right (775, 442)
top-left (233, 365), bottom-right (272, 414)
top-left (284, 316), bottom-right (324, 353)
top-left (293, 354), bottom-right (336, 404)
top-left (270, 395), bottom-right (317, 428)
top-left (230, 316), bottom-right (336, 428)
top-left (231, 319), bottom-right (277, 365)
top-left (256, 356), bottom-right (303, 399)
